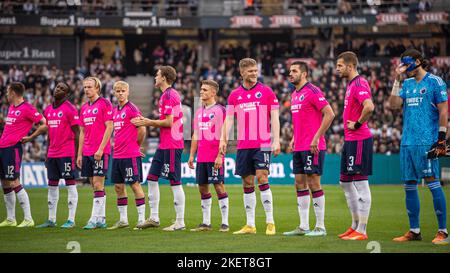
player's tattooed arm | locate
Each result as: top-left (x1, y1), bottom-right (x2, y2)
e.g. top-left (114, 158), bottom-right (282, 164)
top-left (21, 117), bottom-right (48, 143)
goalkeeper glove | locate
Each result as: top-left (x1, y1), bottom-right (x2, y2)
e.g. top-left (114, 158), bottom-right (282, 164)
top-left (427, 131), bottom-right (448, 159)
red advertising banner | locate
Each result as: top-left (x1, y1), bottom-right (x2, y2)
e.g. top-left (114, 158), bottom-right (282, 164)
top-left (230, 16), bottom-right (263, 28)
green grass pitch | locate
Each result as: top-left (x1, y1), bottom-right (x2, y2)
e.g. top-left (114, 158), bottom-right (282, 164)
top-left (0, 184), bottom-right (449, 253)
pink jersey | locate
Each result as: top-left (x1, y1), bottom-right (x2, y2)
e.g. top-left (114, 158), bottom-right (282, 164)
top-left (0, 101), bottom-right (42, 148)
top-left (113, 102), bottom-right (142, 159)
top-left (226, 82), bottom-right (279, 150)
top-left (158, 87), bottom-right (184, 150)
top-left (193, 104), bottom-right (226, 162)
top-left (79, 97), bottom-right (113, 156)
top-left (343, 75), bottom-right (373, 141)
top-left (291, 82), bottom-right (329, 151)
top-left (44, 101), bottom-right (80, 158)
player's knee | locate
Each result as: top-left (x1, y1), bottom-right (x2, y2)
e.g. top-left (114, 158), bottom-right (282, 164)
top-left (307, 175), bottom-right (321, 191)
top-left (114, 184), bottom-right (125, 194)
top-left (256, 174), bottom-right (268, 184)
top-left (198, 185), bottom-right (209, 195)
top-left (214, 183), bottom-right (225, 195)
top-left (130, 182), bottom-right (143, 193)
top-left (242, 176), bottom-right (255, 187)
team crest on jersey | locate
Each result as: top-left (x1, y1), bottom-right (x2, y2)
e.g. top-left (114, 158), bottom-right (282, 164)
top-left (58, 111), bottom-right (63, 118)
top-left (209, 113), bottom-right (215, 120)
top-left (299, 95), bottom-right (305, 101)
top-left (93, 108), bottom-right (98, 114)
top-left (15, 110), bottom-right (21, 116)
top-left (419, 88), bottom-right (426, 95)
top-left (255, 92), bottom-right (262, 99)
top-left (121, 112), bottom-right (126, 119)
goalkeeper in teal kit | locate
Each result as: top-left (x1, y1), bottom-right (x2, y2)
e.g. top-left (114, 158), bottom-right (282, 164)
top-left (389, 49), bottom-right (448, 245)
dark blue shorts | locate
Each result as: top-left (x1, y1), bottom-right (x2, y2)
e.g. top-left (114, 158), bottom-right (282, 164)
top-left (0, 143), bottom-right (22, 180)
top-left (112, 157), bottom-right (143, 184)
top-left (196, 162), bottom-right (224, 185)
top-left (148, 149), bottom-right (183, 185)
top-left (46, 157), bottom-right (77, 181)
top-left (340, 137), bottom-right (373, 176)
top-left (235, 148), bottom-right (271, 176)
top-left (81, 154), bottom-right (110, 178)
top-left (293, 151), bottom-right (326, 175)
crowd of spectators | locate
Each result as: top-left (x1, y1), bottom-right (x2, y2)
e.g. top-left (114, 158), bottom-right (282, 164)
top-left (0, 0), bottom-right (438, 16)
top-left (0, 0), bottom-right (198, 16)
top-left (1, 38), bottom-right (449, 161)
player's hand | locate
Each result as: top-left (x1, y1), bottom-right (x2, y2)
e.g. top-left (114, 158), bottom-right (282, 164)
top-left (310, 136), bottom-right (319, 155)
top-left (219, 141), bottom-right (227, 156)
top-left (289, 139), bottom-right (294, 152)
top-left (272, 140), bottom-right (281, 157)
top-left (395, 64), bottom-right (407, 77)
top-left (94, 150), bottom-right (103, 162)
top-left (347, 120), bottom-right (356, 130)
top-left (188, 156), bottom-right (195, 169)
top-left (427, 132), bottom-right (448, 159)
top-left (21, 136), bottom-right (33, 143)
top-left (214, 155), bottom-right (223, 170)
top-left (76, 155), bottom-right (82, 169)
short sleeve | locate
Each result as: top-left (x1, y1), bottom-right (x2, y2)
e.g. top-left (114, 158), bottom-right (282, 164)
top-left (267, 88), bottom-right (279, 111)
top-left (162, 93), bottom-right (177, 116)
top-left (69, 107), bottom-right (80, 127)
top-left (399, 80), bottom-right (408, 100)
top-left (226, 93), bottom-right (236, 116)
top-left (312, 91), bottom-right (329, 111)
top-left (432, 76), bottom-right (448, 105)
top-left (192, 109), bottom-right (200, 132)
top-left (79, 107), bottom-right (85, 127)
top-left (354, 86), bottom-right (372, 105)
top-left (43, 107), bottom-right (49, 125)
top-left (127, 104), bottom-right (141, 120)
top-left (28, 104), bottom-right (43, 124)
top-left (103, 100), bottom-right (113, 121)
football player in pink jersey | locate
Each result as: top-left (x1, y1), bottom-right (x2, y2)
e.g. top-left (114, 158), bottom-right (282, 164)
top-left (283, 61), bottom-right (335, 237)
top-left (336, 51), bottom-right (375, 241)
top-left (107, 81), bottom-right (147, 230)
top-left (220, 58), bottom-right (280, 235)
top-left (23, 82), bottom-right (81, 229)
top-left (0, 82), bottom-right (46, 228)
top-left (77, 77), bottom-right (114, 230)
top-left (188, 80), bottom-right (229, 232)
top-left (132, 66), bottom-right (186, 231)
